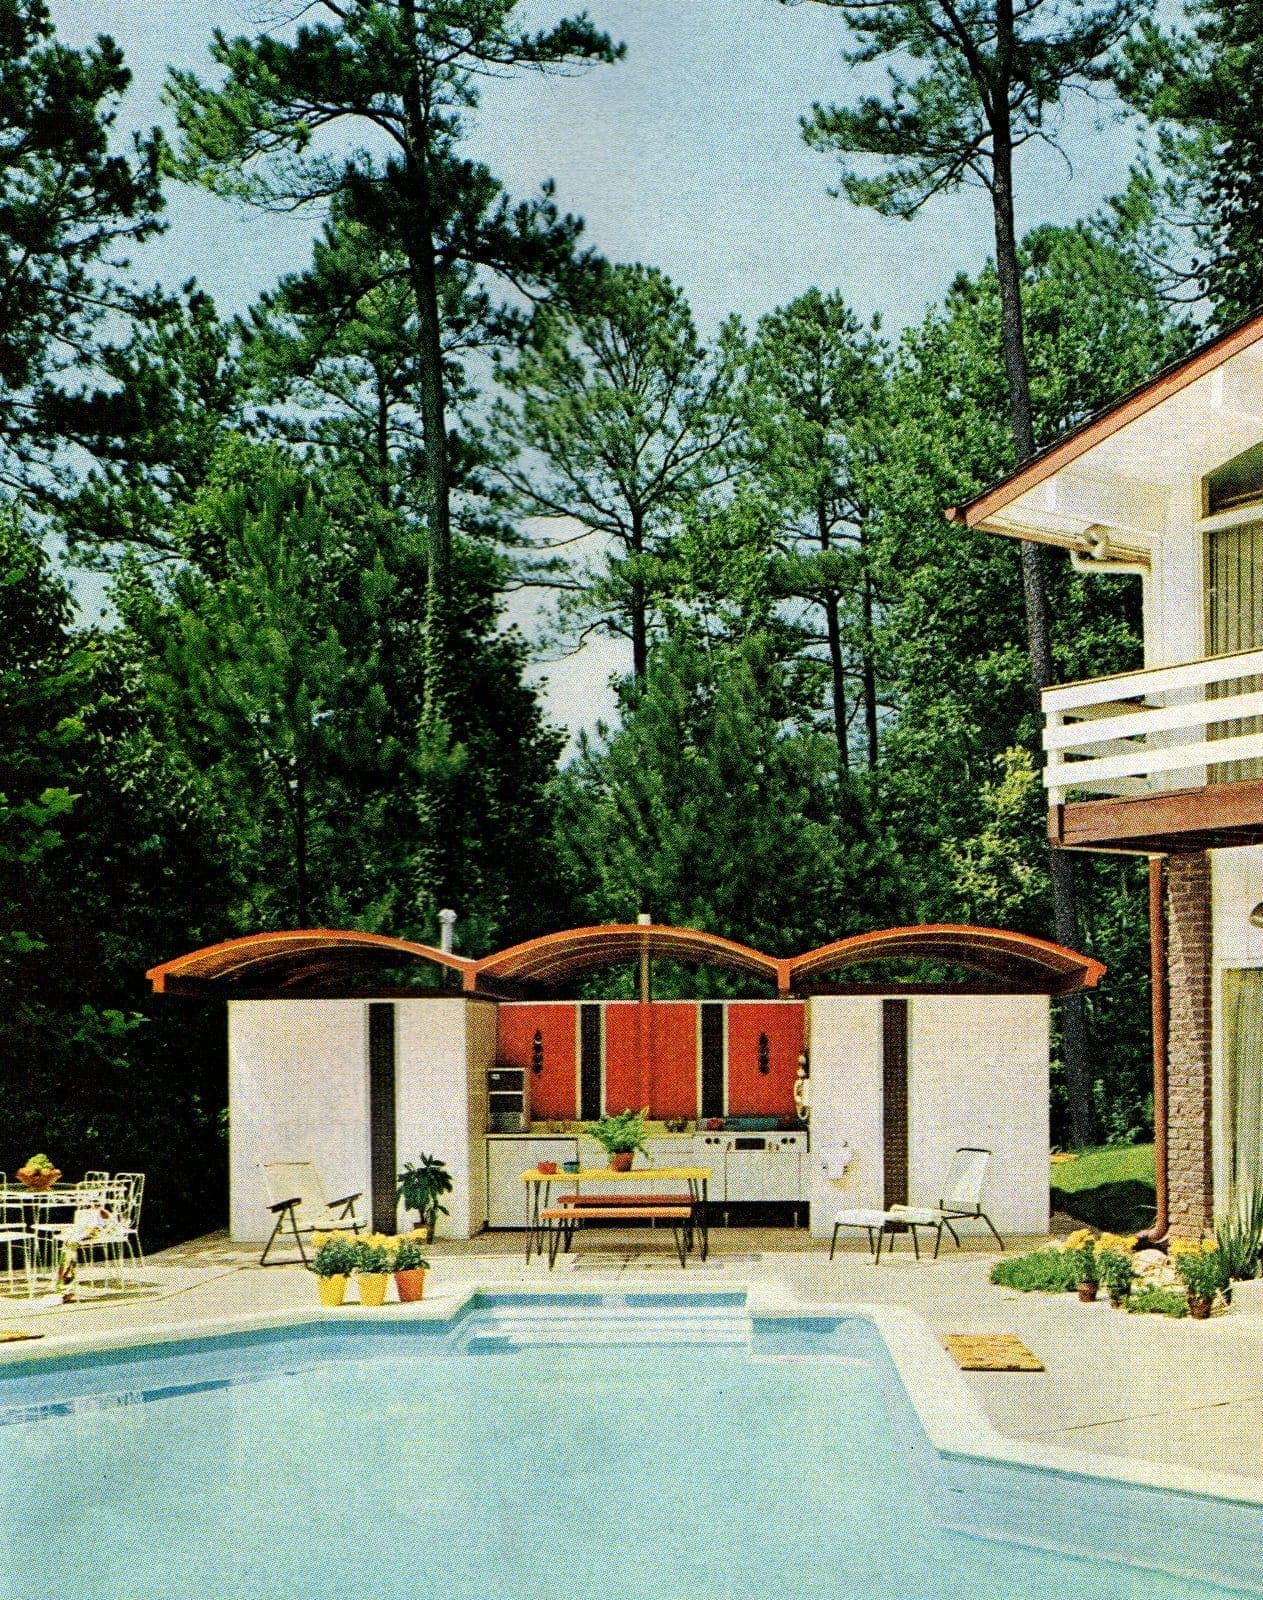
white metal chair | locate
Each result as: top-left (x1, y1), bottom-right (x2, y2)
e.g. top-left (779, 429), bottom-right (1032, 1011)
top-left (830, 1147), bottom-right (1005, 1263)
top-left (259, 1161), bottom-right (365, 1266)
top-left (0, 1174), bottom-right (35, 1295)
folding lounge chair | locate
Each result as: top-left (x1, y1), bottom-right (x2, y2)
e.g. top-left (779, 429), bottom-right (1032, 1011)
top-left (830, 1147), bottom-right (1005, 1264)
top-left (260, 1161), bottom-right (365, 1266)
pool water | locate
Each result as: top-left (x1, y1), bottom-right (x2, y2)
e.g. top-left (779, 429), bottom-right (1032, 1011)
top-left (0, 1296), bottom-right (1259, 1598)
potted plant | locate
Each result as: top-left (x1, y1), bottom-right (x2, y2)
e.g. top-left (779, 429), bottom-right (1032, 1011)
top-left (392, 1231), bottom-right (430, 1303)
top-left (1065, 1227), bottom-right (1099, 1301)
top-left (353, 1233), bottom-right (394, 1307)
top-left (589, 1107), bottom-right (650, 1171)
top-left (396, 1154), bottom-right (454, 1242)
top-left (16, 1152), bottom-right (60, 1190)
top-left (311, 1230), bottom-right (358, 1307)
top-left (1170, 1237), bottom-right (1227, 1318)
top-left (1096, 1234), bottom-right (1137, 1308)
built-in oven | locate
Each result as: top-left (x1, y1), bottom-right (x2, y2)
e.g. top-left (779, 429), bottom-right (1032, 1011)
top-left (721, 1131), bottom-right (806, 1205)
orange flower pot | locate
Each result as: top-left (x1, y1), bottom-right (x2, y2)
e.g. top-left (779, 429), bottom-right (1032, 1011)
top-left (394, 1268), bottom-right (426, 1303)
top-left (610, 1152), bottom-right (634, 1172)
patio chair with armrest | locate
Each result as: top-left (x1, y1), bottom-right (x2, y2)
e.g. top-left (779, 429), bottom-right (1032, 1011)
top-left (260, 1161), bottom-right (365, 1267)
top-left (830, 1147), bottom-right (1005, 1264)
top-left (0, 1174), bottom-right (35, 1295)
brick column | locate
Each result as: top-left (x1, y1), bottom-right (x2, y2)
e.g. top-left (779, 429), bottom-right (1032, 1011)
top-left (1165, 852), bottom-right (1214, 1236)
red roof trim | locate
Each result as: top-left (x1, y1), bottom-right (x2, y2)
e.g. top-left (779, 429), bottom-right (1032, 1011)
top-left (945, 308), bottom-right (1263, 530)
top-left (146, 929), bottom-right (474, 994)
top-left (790, 924), bottom-right (1105, 995)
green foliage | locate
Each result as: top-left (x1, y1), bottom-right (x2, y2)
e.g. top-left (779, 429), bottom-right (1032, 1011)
top-left (396, 1155), bottom-right (454, 1227)
top-left (353, 1234), bottom-right (394, 1275)
top-left (1170, 1242), bottom-right (1228, 1303)
top-left (989, 1248), bottom-right (1079, 1292)
top-left (589, 1108), bottom-right (650, 1157)
top-left (554, 631), bottom-right (907, 973)
top-left (1128, 1285), bottom-right (1187, 1317)
top-left (1118, 0), bottom-right (1263, 323)
top-left (1097, 1248), bottom-right (1135, 1301)
top-left (392, 1234), bottom-right (430, 1272)
top-left (1216, 1185), bottom-right (1263, 1282)
top-left (312, 1232), bottom-right (359, 1278)
top-left (0, 0), bottom-right (166, 505)
top-left (493, 263), bottom-right (743, 678)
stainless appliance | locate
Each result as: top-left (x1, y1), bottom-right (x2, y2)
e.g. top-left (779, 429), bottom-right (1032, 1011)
top-left (487, 1067), bottom-right (528, 1133)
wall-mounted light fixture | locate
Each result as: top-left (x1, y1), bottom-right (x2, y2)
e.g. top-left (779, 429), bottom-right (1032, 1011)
top-left (531, 1030), bottom-right (544, 1076)
top-left (757, 1032), bottom-right (770, 1075)
top-left (1250, 902), bottom-right (1263, 929)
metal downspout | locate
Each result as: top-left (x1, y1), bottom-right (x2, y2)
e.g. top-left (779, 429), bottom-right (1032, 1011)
top-left (1138, 856), bottom-right (1169, 1244)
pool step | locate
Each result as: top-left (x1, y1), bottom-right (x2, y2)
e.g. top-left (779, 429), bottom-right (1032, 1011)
top-left (451, 1298), bottom-right (751, 1351)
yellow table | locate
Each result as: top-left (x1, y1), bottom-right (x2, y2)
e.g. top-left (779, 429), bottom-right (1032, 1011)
top-left (520, 1166), bottom-right (712, 1263)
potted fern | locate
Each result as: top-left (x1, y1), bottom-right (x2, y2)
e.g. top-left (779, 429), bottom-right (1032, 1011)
top-left (397, 1154), bottom-right (453, 1242)
top-left (590, 1107), bottom-right (650, 1171)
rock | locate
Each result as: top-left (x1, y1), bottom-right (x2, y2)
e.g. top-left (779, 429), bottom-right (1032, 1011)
top-left (1133, 1248), bottom-right (1167, 1273)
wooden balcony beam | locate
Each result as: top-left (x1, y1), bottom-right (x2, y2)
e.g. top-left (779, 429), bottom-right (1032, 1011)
top-left (1049, 778), bottom-right (1263, 854)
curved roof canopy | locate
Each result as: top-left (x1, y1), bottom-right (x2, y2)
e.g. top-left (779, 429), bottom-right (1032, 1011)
top-left (789, 924), bottom-right (1105, 996)
top-left (148, 922), bottom-right (1104, 998)
top-left (146, 930), bottom-right (473, 996)
top-left (473, 924), bottom-right (787, 995)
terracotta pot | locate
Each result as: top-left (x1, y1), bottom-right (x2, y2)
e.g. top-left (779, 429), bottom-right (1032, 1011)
top-left (394, 1268), bottom-right (426, 1303)
top-left (1077, 1281), bottom-right (1099, 1303)
top-left (1188, 1295), bottom-right (1212, 1320)
top-left (17, 1167), bottom-right (60, 1191)
top-left (317, 1273), bottom-right (348, 1307)
top-left (357, 1271), bottom-right (389, 1308)
top-left (610, 1151), bottom-right (634, 1172)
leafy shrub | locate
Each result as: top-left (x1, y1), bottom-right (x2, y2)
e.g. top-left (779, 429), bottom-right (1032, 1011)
top-left (311, 1230), bottom-right (358, 1278)
top-left (1097, 1249), bottom-right (1135, 1303)
top-left (989, 1248), bottom-right (1078, 1292)
top-left (1215, 1184), bottom-right (1263, 1281)
top-left (1128, 1285), bottom-right (1187, 1318)
top-left (1169, 1238), bottom-right (1227, 1302)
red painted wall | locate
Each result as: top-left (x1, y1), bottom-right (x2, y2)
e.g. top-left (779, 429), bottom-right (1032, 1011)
top-left (648, 1004), bottom-right (698, 1120)
top-left (725, 1002), bottom-right (804, 1118)
top-left (496, 1003), bottom-right (577, 1121)
top-left (602, 1002), bottom-right (699, 1117)
top-left (603, 1002), bottom-right (648, 1113)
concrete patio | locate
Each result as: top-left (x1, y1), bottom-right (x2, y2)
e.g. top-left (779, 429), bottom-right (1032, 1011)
top-left (4, 1227), bottom-right (1263, 1490)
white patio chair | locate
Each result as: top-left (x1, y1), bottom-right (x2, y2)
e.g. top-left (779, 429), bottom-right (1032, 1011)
top-left (45, 1179), bottom-right (136, 1290)
top-left (259, 1161), bottom-right (365, 1267)
top-left (0, 1174), bottom-right (34, 1296)
top-left (830, 1147), bottom-right (1005, 1264)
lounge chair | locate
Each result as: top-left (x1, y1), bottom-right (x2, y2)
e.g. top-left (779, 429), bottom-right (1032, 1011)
top-left (259, 1161), bottom-right (365, 1267)
top-left (830, 1147), bottom-right (1005, 1264)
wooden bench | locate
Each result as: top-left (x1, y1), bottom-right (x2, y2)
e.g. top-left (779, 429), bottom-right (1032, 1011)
top-left (539, 1204), bottom-right (695, 1268)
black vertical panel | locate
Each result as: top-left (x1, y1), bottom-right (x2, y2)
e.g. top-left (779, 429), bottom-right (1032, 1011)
top-left (882, 998), bottom-right (909, 1208)
top-left (579, 1003), bottom-right (602, 1120)
top-left (700, 1002), bottom-right (724, 1120)
top-left (368, 1002), bottom-right (397, 1233)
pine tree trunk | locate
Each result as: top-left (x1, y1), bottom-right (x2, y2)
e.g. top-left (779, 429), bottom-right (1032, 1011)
top-left (630, 506), bottom-right (648, 682)
top-left (860, 515), bottom-right (879, 771)
top-left (990, 113), bottom-right (1095, 1148)
top-left (818, 503), bottom-right (850, 772)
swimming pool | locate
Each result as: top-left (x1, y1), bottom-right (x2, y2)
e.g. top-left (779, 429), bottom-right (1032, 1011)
top-left (1, 1293), bottom-right (1260, 1597)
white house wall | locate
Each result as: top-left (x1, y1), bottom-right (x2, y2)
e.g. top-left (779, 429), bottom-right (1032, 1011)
top-left (228, 1000), bottom-right (371, 1244)
top-left (907, 995), bottom-right (1049, 1238)
top-left (395, 999), bottom-right (496, 1240)
top-left (807, 994), bottom-right (1049, 1240)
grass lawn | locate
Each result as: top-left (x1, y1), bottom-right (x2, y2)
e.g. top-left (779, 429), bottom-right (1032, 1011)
top-left (1050, 1142), bottom-right (1156, 1233)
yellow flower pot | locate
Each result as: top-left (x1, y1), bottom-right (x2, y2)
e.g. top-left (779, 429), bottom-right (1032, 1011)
top-left (317, 1273), bottom-right (348, 1307)
top-left (357, 1271), bottom-right (389, 1308)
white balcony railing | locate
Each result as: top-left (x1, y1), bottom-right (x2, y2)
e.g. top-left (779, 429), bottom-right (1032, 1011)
top-left (1043, 647), bottom-right (1263, 806)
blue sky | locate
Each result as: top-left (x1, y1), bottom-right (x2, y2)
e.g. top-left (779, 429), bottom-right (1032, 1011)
top-left (52, 1), bottom-right (1142, 734)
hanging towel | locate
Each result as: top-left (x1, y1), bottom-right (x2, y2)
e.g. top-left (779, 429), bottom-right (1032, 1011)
top-left (819, 1146), bottom-right (853, 1178)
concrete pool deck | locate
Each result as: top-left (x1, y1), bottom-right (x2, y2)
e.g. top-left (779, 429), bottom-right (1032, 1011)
top-left (4, 1227), bottom-right (1263, 1491)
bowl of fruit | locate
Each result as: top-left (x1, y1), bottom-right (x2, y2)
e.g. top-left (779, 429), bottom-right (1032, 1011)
top-left (16, 1153), bottom-right (60, 1190)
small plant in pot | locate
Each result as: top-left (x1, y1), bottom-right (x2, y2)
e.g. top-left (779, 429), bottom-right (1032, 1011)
top-left (353, 1232), bottom-right (394, 1307)
top-left (1170, 1237), bottom-right (1228, 1318)
top-left (311, 1230), bottom-right (358, 1307)
top-left (397, 1154), bottom-right (453, 1242)
top-left (589, 1107), bottom-right (650, 1171)
top-left (1065, 1228), bottom-right (1099, 1301)
top-left (17, 1152), bottom-right (60, 1190)
top-left (392, 1231), bottom-right (430, 1303)
top-left (1095, 1234), bottom-right (1137, 1307)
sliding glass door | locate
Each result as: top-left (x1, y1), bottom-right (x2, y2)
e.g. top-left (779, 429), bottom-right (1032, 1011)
top-left (1223, 968), bottom-right (1263, 1198)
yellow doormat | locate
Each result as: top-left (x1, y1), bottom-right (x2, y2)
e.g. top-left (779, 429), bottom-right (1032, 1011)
top-left (943, 1333), bottom-right (1044, 1371)
top-left (0, 1329), bottom-right (44, 1343)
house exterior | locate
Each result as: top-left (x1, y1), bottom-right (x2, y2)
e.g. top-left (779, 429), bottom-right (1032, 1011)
top-left (947, 311), bottom-right (1263, 1236)
top-left (148, 922), bottom-right (1103, 1245)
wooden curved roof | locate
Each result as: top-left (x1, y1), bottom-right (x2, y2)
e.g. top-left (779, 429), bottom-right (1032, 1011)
top-left (146, 929), bottom-right (473, 996)
top-left (789, 924), bottom-right (1106, 996)
top-left (472, 924), bottom-right (787, 993)
top-left (148, 922), bottom-right (1104, 997)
